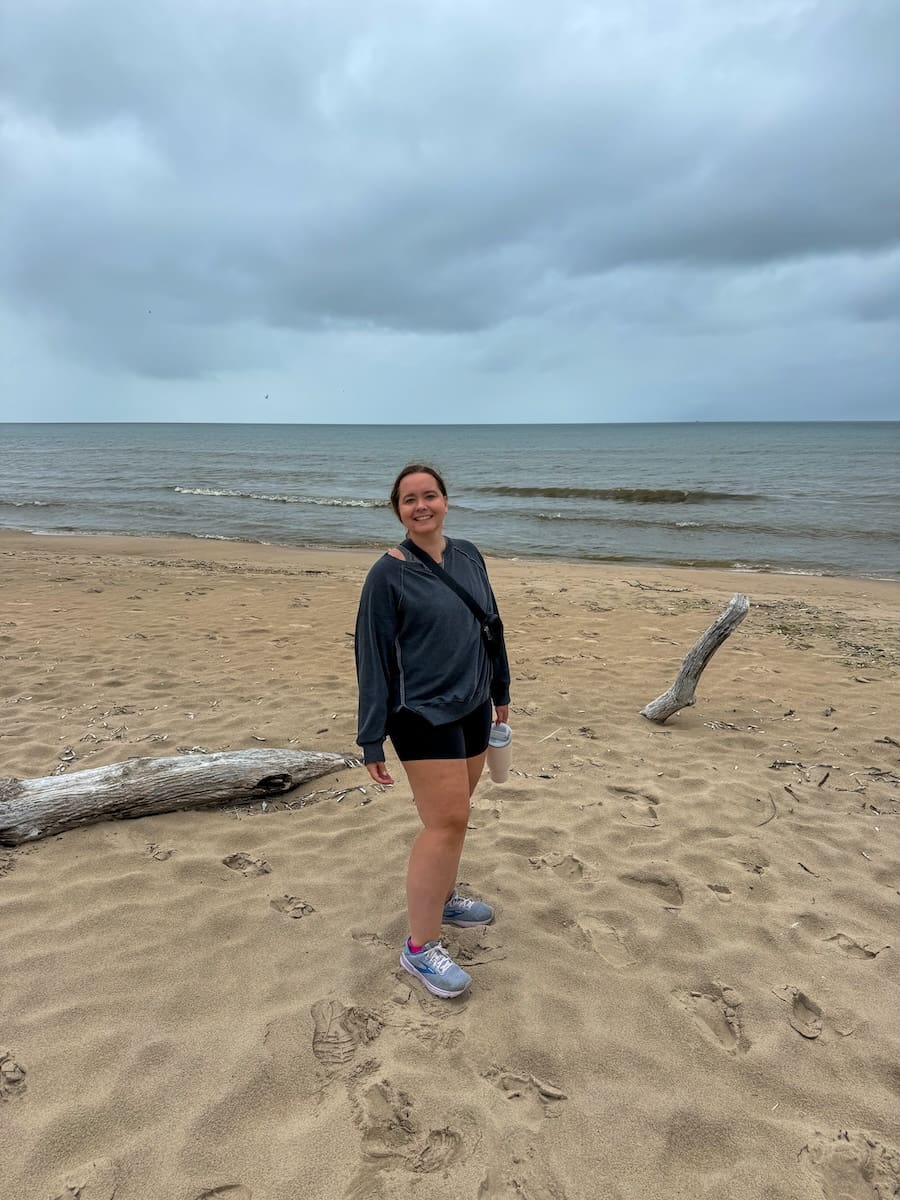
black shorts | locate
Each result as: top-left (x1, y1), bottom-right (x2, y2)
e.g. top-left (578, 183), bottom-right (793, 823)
top-left (387, 699), bottom-right (492, 762)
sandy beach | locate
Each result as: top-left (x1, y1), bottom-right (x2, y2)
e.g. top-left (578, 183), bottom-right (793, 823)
top-left (1, 528), bottom-right (898, 1200)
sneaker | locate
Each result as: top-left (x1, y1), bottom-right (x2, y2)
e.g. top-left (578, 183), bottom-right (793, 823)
top-left (442, 890), bottom-right (495, 928)
top-left (400, 940), bottom-right (472, 998)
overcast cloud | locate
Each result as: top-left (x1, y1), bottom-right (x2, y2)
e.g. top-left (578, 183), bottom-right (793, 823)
top-left (1, 0), bottom-right (898, 422)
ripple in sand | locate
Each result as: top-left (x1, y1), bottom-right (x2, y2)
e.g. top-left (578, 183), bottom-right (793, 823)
top-left (193, 1188), bottom-right (252, 1200)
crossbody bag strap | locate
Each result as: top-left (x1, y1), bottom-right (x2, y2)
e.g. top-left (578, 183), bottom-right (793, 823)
top-left (402, 539), bottom-right (489, 623)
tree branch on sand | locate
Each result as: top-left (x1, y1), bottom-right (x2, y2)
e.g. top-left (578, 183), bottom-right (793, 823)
top-left (0, 749), bottom-right (351, 846)
top-left (641, 593), bottom-right (750, 724)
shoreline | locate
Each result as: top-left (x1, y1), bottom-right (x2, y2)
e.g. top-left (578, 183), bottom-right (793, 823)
top-left (4, 524), bottom-right (899, 586)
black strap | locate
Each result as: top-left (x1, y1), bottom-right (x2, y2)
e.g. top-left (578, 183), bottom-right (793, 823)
top-left (402, 539), bottom-right (490, 623)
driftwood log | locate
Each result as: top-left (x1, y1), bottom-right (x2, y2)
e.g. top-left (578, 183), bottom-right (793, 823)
top-left (641, 593), bottom-right (750, 723)
top-left (0, 749), bottom-right (350, 846)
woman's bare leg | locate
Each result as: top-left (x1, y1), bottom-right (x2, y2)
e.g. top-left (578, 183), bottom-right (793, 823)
top-left (440, 750), bottom-right (488, 902)
top-left (466, 750), bottom-right (487, 799)
top-left (403, 758), bottom-right (471, 947)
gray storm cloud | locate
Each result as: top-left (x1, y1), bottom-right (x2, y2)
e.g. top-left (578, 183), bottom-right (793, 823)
top-left (0, 0), bottom-right (898, 413)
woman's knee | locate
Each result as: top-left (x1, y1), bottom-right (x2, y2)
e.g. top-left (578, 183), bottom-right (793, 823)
top-left (405, 760), bottom-right (471, 833)
top-left (413, 789), bottom-right (469, 837)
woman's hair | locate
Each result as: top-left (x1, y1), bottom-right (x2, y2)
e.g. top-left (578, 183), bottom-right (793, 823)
top-left (389, 463), bottom-right (448, 517)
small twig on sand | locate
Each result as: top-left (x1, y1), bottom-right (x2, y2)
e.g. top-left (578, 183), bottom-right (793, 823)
top-left (624, 580), bottom-right (688, 594)
top-left (756, 795), bottom-right (778, 827)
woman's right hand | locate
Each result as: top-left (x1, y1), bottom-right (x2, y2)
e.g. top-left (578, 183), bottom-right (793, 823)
top-left (366, 761), bottom-right (395, 786)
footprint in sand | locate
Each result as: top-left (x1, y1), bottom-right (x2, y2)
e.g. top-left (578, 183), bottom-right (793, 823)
top-left (609, 787), bottom-right (661, 828)
top-left (50, 1158), bottom-right (118, 1200)
top-left (707, 883), bottom-right (732, 902)
top-left (0, 1048), bottom-right (26, 1100)
top-left (529, 852), bottom-right (586, 881)
top-left (677, 983), bottom-right (749, 1054)
top-left (801, 1129), bottom-right (900, 1199)
top-left (454, 928), bottom-right (507, 967)
top-left (351, 929), bottom-right (393, 950)
top-left (774, 986), bottom-right (824, 1039)
top-left (621, 871), bottom-right (683, 908)
top-left (346, 1079), bottom-right (474, 1198)
top-left (736, 854), bottom-right (768, 876)
top-left (222, 853), bottom-right (271, 876)
top-left (479, 1162), bottom-right (569, 1199)
top-left (825, 933), bottom-right (889, 959)
top-left (270, 895), bottom-right (315, 919)
top-left (388, 984), bottom-right (465, 1047)
top-left (566, 916), bottom-right (635, 968)
top-left (310, 1000), bottom-right (383, 1070)
top-left (484, 1067), bottom-right (568, 1125)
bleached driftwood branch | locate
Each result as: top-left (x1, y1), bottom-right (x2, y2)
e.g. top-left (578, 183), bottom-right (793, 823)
top-left (0, 749), bottom-right (349, 846)
top-left (640, 593), bottom-right (750, 723)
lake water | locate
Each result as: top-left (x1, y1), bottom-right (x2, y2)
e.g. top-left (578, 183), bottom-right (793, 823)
top-left (1, 422), bottom-right (898, 579)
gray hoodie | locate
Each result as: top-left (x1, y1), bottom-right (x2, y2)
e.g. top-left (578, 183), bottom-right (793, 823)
top-left (355, 537), bottom-right (510, 764)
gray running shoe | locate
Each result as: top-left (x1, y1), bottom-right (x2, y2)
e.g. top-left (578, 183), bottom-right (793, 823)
top-left (400, 940), bottom-right (472, 998)
top-left (442, 890), bottom-right (495, 928)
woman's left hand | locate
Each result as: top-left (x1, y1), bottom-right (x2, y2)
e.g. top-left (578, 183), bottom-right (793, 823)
top-left (494, 704), bottom-right (509, 725)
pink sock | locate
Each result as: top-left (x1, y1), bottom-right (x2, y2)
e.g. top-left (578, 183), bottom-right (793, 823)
top-left (408, 939), bottom-right (424, 954)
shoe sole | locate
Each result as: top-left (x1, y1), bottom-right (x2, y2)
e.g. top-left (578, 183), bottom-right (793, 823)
top-left (400, 955), bottom-right (471, 999)
top-left (443, 915), bottom-right (495, 928)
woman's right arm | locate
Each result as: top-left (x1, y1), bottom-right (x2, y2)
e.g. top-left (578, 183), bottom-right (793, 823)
top-left (354, 563), bottom-right (398, 780)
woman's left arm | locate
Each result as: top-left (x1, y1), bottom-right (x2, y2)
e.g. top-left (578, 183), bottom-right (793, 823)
top-left (487, 579), bottom-right (511, 722)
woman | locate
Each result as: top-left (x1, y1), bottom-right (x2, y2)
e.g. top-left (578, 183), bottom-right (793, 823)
top-left (355, 464), bottom-right (510, 998)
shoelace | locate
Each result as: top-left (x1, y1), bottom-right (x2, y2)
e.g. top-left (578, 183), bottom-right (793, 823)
top-left (447, 893), bottom-right (473, 910)
top-left (421, 943), bottom-right (453, 975)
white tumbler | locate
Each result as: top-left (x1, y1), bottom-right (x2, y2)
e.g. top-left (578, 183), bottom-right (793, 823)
top-left (486, 723), bottom-right (512, 784)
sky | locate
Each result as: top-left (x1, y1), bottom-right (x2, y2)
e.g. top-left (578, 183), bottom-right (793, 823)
top-left (1, 0), bottom-right (898, 424)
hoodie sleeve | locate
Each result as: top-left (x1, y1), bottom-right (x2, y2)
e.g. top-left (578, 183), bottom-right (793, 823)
top-left (468, 542), bottom-right (511, 707)
top-left (487, 579), bottom-right (511, 706)
top-left (355, 560), bottom-right (399, 764)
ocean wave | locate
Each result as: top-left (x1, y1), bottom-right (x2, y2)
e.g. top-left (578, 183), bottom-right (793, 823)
top-left (0, 499), bottom-right (57, 508)
top-left (172, 486), bottom-right (387, 508)
top-left (532, 511), bottom-right (900, 542)
top-left (474, 485), bottom-right (761, 503)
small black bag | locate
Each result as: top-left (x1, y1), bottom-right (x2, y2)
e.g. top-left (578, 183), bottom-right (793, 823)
top-left (480, 612), bottom-right (505, 660)
top-left (403, 541), bottom-right (505, 662)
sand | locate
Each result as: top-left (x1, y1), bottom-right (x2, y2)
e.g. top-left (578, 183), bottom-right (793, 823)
top-left (1, 529), bottom-right (898, 1200)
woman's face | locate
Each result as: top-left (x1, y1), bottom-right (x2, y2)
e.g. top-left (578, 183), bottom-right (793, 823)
top-left (396, 472), bottom-right (448, 537)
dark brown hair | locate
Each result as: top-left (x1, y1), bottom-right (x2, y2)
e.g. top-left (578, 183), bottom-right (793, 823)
top-left (389, 463), bottom-right (448, 517)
